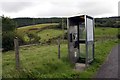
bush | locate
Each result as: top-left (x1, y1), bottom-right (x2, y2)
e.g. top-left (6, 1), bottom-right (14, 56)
top-left (16, 31), bottom-right (41, 45)
top-left (2, 16), bottom-right (16, 51)
top-left (117, 34), bottom-right (120, 39)
top-left (26, 32), bottom-right (41, 44)
top-left (16, 32), bottom-right (26, 45)
top-left (63, 32), bottom-right (68, 39)
top-left (2, 32), bottom-right (15, 51)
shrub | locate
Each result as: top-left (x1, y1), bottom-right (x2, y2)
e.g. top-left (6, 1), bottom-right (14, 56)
top-left (26, 32), bottom-right (41, 44)
top-left (2, 16), bottom-right (16, 51)
top-left (117, 34), bottom-right (120, 39)
top-left (63, 31), bottom-right (68, 39)
top-left (16, 32), bottom-right (26, 45)
top-left (2, 31), bottom-right (15, 51)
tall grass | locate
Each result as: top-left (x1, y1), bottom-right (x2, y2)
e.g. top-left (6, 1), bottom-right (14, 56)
top-left (95, 27), bottom-right (118, 40)
top-left (16, 23), bottom-right (62, 45)
top-left (2, 27), bottom-right (119, 78)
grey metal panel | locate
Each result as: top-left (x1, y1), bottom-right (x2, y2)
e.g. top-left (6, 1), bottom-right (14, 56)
top-left (93, 18), bottom-right (95, 60)
top-left (85, 15), bottom-right (88, 67)
top-left (69, 25), bottom-right (79, 63)
top-left (67, 18), bottom-right (70, 60)
top-left (68, 18), bottom-right (80, 63)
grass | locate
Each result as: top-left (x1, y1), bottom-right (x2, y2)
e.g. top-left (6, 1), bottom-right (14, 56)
top-left (2, 40), bottom-right (118, 78)
top-left (16, 23), bottom-right (64, 44)
top-left (2, 44), bottom-right (73, 78)
top-left (79, 39), bottom-right (118, 78)
top-left (17, 23), bottom-right (58, 32)
top-left (17, 23), bottom-right (59, 37)
top-left (2, 26), bottom-right (119, 78)
top-left (95, 27), bottom-right (118, 41)
top-left (38, 29), bottom-right (64, 42)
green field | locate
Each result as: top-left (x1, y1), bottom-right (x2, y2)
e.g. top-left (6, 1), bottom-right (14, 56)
top-left (38, 29), bottom-right (64, 43)
top-left (2, 24), bottom-right (119, 78)
top-left (95, 27), bottom-right (118, 41)
top-left (17, 23), bottom-right (59, 32)
top-left (16, 23), bottom-right (64, 44)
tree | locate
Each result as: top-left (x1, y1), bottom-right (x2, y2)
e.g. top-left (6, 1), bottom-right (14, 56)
top-left (2, 16), bottom-right (16, 51)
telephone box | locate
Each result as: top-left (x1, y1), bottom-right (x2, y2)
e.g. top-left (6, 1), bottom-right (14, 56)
top-left (67, 15), bottom-right (94, 65)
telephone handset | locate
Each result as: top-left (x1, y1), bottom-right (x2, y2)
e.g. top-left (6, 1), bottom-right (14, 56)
top-left (70, 33), bottom-right (78, 48)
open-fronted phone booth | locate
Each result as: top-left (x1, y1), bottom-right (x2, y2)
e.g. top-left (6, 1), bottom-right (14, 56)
top-left (67, 15), bottom-right (94, 66)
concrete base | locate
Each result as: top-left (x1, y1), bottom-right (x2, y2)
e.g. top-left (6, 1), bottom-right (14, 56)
top-left (74, 63), bottom-right (86, 71)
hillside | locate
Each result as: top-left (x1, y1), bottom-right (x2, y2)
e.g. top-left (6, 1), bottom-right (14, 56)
top-left (16, 23), bottom-right (65, 45)
top-left (2, 27), bottom-right (118, 78)
top-left (95, 16), bottom-right (120, 28)
top-left (12, 17), bottom-right (67, 28)
top-left (2, 17), bottom-right (119, 78)
top-left (12, 16), bottom-right (119, 28)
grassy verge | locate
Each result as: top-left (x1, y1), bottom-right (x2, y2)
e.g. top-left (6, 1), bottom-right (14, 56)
top-left (79, 39), bottom-right (118, 78)
top-left (2, 27), bottom-right (119, 78)
top-left (2, 39), bottom-right (118, 78)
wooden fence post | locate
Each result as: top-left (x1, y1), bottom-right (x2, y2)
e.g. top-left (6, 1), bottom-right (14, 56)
top-left (14, 37), bottom-right (20, 69)
top-left (58, 38), bottom-right (60, 59)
